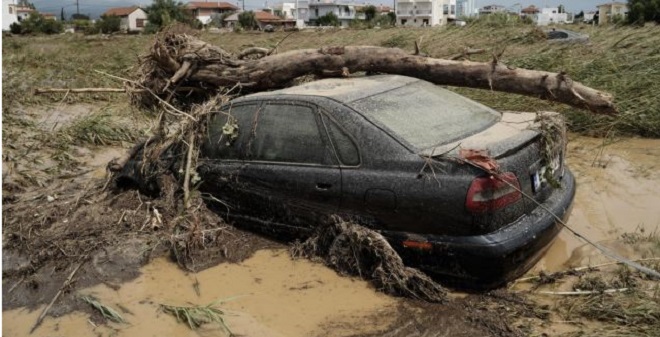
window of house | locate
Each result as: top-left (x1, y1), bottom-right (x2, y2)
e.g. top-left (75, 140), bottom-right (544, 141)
top-left (136, 19), bottom-right (145, 28)
top-left (251, 103), bottom-right (331, 165)
top-left (322, 115), bottom-right (359, 166)
top-left (9, 7), bottom-right (13, 14)
top-left (203, 104), bottom-right (259, 160)
top-left (401, 19), bottom-right (407, 25)
top-left (443, 5), bottom-right (449, 15)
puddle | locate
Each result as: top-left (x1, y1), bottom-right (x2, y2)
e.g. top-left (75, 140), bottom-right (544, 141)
top-left (531, 136), bottom-right (660, 272)
top-left (3, 250), bottom-right (397, 337)
top-left (32, 103), bottom-right (97, 132)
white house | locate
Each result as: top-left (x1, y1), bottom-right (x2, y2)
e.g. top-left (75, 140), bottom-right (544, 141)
top-left (104, 6), bottom-right (148, 31)
top-left (3, 0), bottom-right (18, 30)
top-left (308, 0), bottom-right (365, 27)
top-left (395, 0), bottom-right (454, 27)
top-left (456, 0), bottom-right (476, 17)
top-left (583, 11), bottom-right (596, 23)
top-left (273, 1), bottom-right (309, 27)
top-left (479, 4), bottom-right (507, 15)
top-left (533, 7), bottom-right (570, 26)
top-left (186, 1), bottom-right (238, 25)
top-left (597, 2), bottom-right (628, 25)
top-left (2, 0), bottom-right (40, 30)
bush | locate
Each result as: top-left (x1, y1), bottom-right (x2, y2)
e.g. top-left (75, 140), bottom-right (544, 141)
top-left (96, 15), bottom-right (121, 33)
top-left (628, 0), bottom-right (660, 25)
top-left (13, 12), bottom-right (63, 34)
top-left (146, 0), bottom-right (196, 32)
top-left (9, 22), bottom-right (22, 34)
top-left (238, 11), bottom-right (258, 30)
top-left (316, 12), bottom-right (339, 26)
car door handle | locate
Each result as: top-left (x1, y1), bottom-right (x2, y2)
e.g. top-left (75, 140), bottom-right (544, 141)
top-left (316, 183), bottom-right (332, 191)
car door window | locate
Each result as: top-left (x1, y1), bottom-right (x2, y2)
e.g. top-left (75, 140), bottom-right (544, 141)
top-left (251, 103), bottom-right (333, 165)
top-left (322, 115), bottom-right (360, 166)
top-left (202, 103), bottom-right (258, 160)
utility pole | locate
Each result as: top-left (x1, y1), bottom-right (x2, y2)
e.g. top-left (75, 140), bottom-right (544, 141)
top-left (76, 0), bottom-right (80, 15)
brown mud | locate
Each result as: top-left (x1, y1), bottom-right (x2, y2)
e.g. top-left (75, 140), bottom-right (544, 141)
top-left (3, 135), bottom-right (660, 336)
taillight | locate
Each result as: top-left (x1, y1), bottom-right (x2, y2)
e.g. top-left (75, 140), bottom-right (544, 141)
top-left (466, 172), bottom-right (522, 213)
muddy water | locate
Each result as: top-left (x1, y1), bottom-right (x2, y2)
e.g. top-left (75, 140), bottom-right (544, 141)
top-left (3, 250), bottom-right (397, 337)
top-left (531, 136), bottom-right (660, 272)
top-left (4, 136), bottom-right (659, 336)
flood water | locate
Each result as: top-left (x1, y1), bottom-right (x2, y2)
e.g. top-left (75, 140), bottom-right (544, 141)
top-left (4, 136), bottom-right (660, 336)
top-left (531, 136), bottom-right (660, 272)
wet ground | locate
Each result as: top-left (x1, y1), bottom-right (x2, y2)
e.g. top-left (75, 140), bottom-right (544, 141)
top-left (3, 135), bottom-right (660, 337)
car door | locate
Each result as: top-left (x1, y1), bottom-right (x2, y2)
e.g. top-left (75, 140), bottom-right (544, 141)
top-left (238, 100), bottom-right (342, 232)
top-left (198, 102), bottom-right (260, 217)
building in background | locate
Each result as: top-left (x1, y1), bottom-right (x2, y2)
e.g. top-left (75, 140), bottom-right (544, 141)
top-left (533, 7), bottom-right (570, 25)
top-left (308, 0), bottom-right (365, 27)
top-left (478, 4), bottom-right (507, 15)
top-left (456, 0), bottom-right (476, 17)
top-left (596, 2), bottom-right (628, 25)
top-left (187, 1), bottom-right (238, 25)
top-left (273, 1), bottom-right (309, 27)
top-left (103, 6), bottom-right (148, 31)
top-left (395, 0), bottom-right (457, 27)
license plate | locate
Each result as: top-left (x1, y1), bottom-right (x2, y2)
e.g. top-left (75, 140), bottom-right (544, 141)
top-left (532, 156), bottom-right (562, 192)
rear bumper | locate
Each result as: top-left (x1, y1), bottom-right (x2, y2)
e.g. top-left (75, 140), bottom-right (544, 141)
top-left (383, 168), bottom-right (576, 289)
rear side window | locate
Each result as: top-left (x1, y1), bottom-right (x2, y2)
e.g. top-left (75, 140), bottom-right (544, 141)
top-left (203, 104), bottom-right (258, 160)
top-left (251, 103), bottom-right (334, 165)
top-left (322, 115), bottom-right (360, 166)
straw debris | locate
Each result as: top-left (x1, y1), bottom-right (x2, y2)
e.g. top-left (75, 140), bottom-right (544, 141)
top-left (291, 218), bottom-right (447, 302)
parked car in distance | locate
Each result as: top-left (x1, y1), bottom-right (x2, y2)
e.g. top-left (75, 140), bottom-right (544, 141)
top-left (122, 75), bottom-right (576, 288)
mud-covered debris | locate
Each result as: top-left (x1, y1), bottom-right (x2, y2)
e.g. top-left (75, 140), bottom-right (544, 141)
top-left (291, 218), bottom-right (447, 303)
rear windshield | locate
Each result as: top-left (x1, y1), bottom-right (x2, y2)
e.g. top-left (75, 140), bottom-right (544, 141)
top-left (349, 81), bottom-right (500, 150)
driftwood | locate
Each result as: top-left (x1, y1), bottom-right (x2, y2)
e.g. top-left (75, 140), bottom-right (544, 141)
top-left (132, 33), bottom-right (617, 115)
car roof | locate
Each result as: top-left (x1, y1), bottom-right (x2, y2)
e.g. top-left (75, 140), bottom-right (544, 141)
top-left (239, 75), bottom-right (422, 103)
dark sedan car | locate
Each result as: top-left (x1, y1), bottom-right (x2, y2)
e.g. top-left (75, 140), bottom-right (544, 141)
top-left (140, 75), bottom-right (576, 288)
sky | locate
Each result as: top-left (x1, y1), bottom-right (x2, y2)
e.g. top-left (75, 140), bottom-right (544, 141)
top-left (30, 0), bottom-right (608, 18)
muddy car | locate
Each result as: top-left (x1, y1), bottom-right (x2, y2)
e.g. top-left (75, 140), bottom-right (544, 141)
top-left (123, 75), bottom-right (576, 288)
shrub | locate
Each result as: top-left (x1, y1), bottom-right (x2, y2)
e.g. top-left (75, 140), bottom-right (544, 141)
top-left (96, 15), bottom-right (121, 34)
top-left (316, 12), bottom-right (339, 26)
top-left (238, 11), bottom-right (258, 30)
top-left (9, 22), bottom-right (22, 34)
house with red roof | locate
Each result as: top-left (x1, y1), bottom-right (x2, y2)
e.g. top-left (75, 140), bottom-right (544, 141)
top-left (224, 10), bottom-right (295, 30)
top-left (187, 1), bottom-right (238, 25)
top-left (103, 6), bottom-right (148, 31)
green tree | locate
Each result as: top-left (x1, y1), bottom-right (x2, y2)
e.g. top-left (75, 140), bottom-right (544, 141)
top-left (364, 5), bottom-right (377, 21)
top-left (17, 12), bottom-right (63, 34)
top-left (238, 11), bottom-right (258, 30)
top-left (96, 14), bottom-right (121, 33)
top-left (71, 13), bottom-right (90, 20)
top-left (627, 0), bottom-right (660, 24)
top-left (374, 12), bottom-right (395, 26)
top-left (316, 12), bottom-right (339, 26)
top-left (146, 0), bottom-right (194, 31)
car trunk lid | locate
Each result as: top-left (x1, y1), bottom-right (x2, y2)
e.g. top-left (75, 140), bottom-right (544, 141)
top-left (423, 111), bottom-right (567, 235)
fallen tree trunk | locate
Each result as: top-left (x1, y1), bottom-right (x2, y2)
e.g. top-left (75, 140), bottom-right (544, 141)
top-left (134, 33), bottom-right (616, 114)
